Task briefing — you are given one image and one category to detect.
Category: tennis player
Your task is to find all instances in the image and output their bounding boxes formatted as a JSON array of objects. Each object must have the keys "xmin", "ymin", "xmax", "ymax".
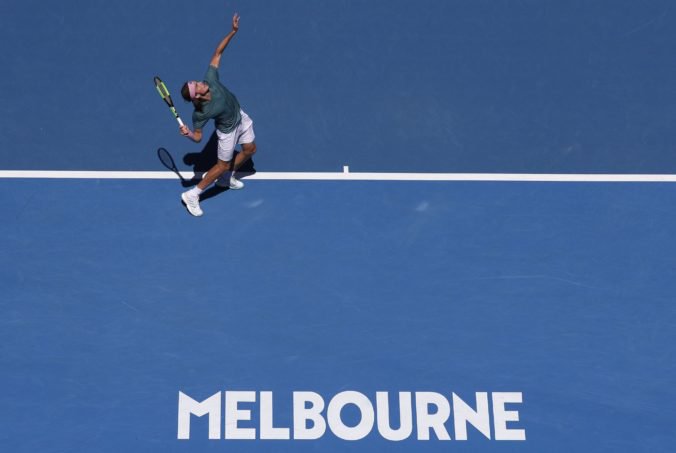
[{"xmin": 179, "ymin": 12, "xmax": 257, "ymax": 217}]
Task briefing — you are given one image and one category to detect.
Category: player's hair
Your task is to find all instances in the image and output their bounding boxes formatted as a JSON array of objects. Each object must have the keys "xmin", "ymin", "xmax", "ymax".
[{"xmin": 181, "ymin": 82, "xmax": 191, "ymax": 102}]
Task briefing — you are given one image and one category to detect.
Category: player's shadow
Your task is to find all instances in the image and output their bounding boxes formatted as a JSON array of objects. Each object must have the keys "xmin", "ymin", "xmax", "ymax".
[{"xmin": 157, "ymin": 131, "xmax": 256, "ymax": 202}]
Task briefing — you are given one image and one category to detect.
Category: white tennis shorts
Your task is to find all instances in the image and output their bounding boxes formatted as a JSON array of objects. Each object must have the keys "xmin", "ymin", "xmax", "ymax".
[{"xmin": 216, "ymin": 110, "xmax": 256, "ymax": 162}]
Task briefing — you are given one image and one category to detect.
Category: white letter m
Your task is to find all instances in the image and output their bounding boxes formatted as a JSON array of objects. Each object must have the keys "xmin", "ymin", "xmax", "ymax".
[{"xmin": 177, "ymin": 391, "xmax": 222, "ymax": 440}]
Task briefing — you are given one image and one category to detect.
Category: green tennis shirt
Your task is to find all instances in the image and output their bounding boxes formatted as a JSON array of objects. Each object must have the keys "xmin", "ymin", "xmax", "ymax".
[{"xmin": 192, "ymin": 65, "xmax": 242, "ymax": 133}]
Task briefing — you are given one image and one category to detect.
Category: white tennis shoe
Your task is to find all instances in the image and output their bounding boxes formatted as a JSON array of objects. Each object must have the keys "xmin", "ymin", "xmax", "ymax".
[{"xmin": 181, "ymin": 191, "xmax": 203, "ymax": 217}]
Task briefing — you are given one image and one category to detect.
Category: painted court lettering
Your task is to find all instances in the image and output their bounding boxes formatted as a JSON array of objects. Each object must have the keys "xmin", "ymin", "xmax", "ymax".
[{"xmin": 177, "ymin": 390, "xmax": 526, "ymax": 441}]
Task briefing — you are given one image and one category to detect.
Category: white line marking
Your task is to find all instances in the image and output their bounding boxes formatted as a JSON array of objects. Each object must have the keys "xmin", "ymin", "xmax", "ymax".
[{"xmin": 1, "ymin": 170, "xmax": 676, "ymax": 182}]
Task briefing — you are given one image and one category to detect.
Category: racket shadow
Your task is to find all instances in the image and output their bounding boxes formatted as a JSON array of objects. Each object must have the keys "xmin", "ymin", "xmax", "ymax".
[{"xmin": 157, "ymin": 147, "xmax": 200, "ymax": 187}]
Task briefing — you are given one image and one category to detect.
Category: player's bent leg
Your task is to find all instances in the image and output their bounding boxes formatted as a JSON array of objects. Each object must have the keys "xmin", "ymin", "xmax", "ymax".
[
  {"xmin": 200, "ymin": 160, "xmax": 231, "ymax": 190},
  {"xmin": 225, "ymin": 142, "xmax": 256, "ymax": 190},
  {"xmin": 209, "ymin": 158, "xmax": 242, "ymax": 190},
  {"xmin": 233, "ymin": 142, "xmax": 257, "ymax": 169},
  {"xmin": 242, "ymin": 141, "xmax": 257, "ymax": 158}
]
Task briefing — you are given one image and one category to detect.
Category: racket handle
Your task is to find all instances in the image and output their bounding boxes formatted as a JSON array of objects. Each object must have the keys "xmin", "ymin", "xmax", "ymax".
[{"xmin": 177, "ymin": 117, "xmax": 185, "ymax": 127}]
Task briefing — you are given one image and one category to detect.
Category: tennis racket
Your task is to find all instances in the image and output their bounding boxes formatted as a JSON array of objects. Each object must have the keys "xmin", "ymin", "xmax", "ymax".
[{"xmin": 154, "ymin": 76, "xmax": 184, "ymax": 127}]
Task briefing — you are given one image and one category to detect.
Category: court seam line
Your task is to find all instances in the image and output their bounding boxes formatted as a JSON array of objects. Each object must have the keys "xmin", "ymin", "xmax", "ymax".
[{"xmin": 1, "ymin": 170, "xmax": 676, "ymax": 182}]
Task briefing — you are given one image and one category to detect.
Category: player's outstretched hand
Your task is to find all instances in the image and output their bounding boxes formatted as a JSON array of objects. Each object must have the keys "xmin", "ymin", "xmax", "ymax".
[
  {"xmin": 232, "ymin": 13, "xmax": 240, "ymax": 32},
  {"xmin": 179, "ymin": 125, "xmax": 190, "ymax": 136}
]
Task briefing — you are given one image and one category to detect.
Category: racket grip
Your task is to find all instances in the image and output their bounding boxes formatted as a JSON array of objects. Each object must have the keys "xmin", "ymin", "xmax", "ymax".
[{"xmin": 177, "ymin": 117, "xmax": 185, "ymax": 127}]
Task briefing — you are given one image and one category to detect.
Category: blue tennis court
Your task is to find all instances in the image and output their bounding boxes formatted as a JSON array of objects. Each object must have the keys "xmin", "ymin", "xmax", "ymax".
[
  {"xmin": 2, "ymin": 179, "xmax": 675, "ymax": 451},
  {"xmin": 2, "ymin": 1, "xmax": 676, "ymax": 452}
]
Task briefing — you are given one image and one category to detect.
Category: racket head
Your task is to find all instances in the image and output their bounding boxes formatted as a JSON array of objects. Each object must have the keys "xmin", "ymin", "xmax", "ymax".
[{"xmin": 154, "ymin": 76, "xmax": 174, "ymax": 107}]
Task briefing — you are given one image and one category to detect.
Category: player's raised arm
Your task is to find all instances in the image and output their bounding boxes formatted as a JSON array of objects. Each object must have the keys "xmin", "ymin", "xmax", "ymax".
[{"xmin": 210, "ymin": 13, "xmax": 240, "ymax": 68}]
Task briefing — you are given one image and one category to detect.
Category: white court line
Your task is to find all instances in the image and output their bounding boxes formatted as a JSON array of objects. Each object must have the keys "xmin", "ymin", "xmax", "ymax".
[{"xmin": 1, "ymin": 170, "xmax": 676, "ymax": 182}]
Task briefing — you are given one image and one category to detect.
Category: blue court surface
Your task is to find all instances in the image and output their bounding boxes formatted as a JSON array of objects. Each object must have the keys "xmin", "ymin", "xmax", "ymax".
[{"xmin": 2, "ymin": 1, "xmax": 676, "ymax": 452}]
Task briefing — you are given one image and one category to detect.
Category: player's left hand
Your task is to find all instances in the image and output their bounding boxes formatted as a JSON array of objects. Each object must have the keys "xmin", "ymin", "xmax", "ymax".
[{"xmin": 232, "ymin": 13, "xmax": 240, "ymax": 32}]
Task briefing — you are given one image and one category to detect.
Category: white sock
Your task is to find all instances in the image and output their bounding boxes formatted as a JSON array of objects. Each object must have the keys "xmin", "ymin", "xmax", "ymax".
[{"xmin": 189, "ymin": 187, "xmax": 204, "ymax": 196}]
